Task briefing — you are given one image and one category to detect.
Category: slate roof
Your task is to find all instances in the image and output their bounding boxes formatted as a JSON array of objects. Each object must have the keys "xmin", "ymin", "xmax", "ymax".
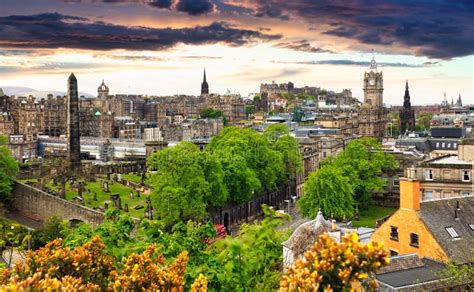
[
  {"xmin": 419, "ymin": 197, "xmax": 474, "ymax": 264},
  {"xmin": 378, "ymin": 254, "xmax": 424, "ymax": 274},
  {"xmin": 376, "ymin": 256, "xmax": 446, "ymax": 289}
]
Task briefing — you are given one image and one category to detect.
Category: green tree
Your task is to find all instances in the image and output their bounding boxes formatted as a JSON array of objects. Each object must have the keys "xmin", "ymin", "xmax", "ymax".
[
  {"xmin": 322, "ymin": 138, "xmax": 398, "ymax": 209},
  {"xmin": 211, "ymin": 205, "xmax": 290, "ymax": 290},
  {"xmin": 264, "ymin": 124, "xmax": 303, "ymax": 182},
  {"xmin": 245, "ymin": 105, "xmax": 253, "ymax": 118},
  {"xmin": 416, "ymin": 112, "xmax": 433, "ymax": 131},
  {"xmin": 0, "ymin": 135, "xmax": 18, "ymax": 201},
  {"xmin": 298, "ymin": 166, "xmax": 355, "ymax": 219},
  {"xmin": 264, "ymin": 124, "xmax": 290, "ymax": 142},
  {"xmin": 30, "ymin": 216, "xmax": 70, "ymax": 249},
  {"xmin": 200, "ymin": 108, "xmax": 223, "ymax": 118},
  {"xmin": 148, "ymin": 142, "xmax": 228, "ymax": 225},
  {"xmin": 207, "ymin": 127, "xmax": 284, "ymax": 203}
]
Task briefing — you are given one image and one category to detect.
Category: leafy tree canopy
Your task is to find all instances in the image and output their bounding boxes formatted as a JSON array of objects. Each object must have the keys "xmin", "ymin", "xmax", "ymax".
[
  {"xmin": 147, "ymin": 142, "xmax": 228, "ymax": 226},
  {"xmin": 0, "ymin": 135, "xmax": 19, "ymax": 201},
  {"xmin": 321, "ymin": 137, "xmax": 398, "ymax": 209},
  {"xmin": 298, "ymin": 166, "xmax": 355, "ymax": 219}
]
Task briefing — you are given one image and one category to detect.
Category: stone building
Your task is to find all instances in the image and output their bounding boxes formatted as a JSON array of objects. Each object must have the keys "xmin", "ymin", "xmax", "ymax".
[
  {"xmin": 39, "ymin": 95, "xmax": 67, "ymax": 137},
  {"xmin": 79, "ymin": 108, "xmax": 114, "ymax": 138},
  {"xmin": 411, "ymin": 137, "xmax": 473, "ymax": 200},
  {"xmin": 358, "ymin": 56, "xmax": 387, "ymax": 139},
  {"xmin": 399, "ymin": 81, "xmax": 416, "ymax": 134}
]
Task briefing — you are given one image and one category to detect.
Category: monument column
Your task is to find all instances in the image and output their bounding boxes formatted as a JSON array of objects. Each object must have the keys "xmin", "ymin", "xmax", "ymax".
[{"xmin": 67, "ymin": 73, "xmax": 81, "ymax": 167}]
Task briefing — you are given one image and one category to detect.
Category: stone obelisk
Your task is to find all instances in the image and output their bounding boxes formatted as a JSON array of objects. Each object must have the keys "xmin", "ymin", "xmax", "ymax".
[{"xmin": 67, "ymin": 73, "xmax": 81, "ymax": 168}]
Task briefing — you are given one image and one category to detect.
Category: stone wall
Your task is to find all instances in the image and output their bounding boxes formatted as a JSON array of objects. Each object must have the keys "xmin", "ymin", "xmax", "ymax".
[{"xmin": 11, "ymin": 182, "xmax": 104, "ymax": 226}]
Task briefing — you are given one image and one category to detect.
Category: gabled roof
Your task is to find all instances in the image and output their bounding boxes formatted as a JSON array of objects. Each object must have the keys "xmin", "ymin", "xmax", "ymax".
[{"xmin": 419, "ymin": 197, "xmax": 474, "ymax": 264}]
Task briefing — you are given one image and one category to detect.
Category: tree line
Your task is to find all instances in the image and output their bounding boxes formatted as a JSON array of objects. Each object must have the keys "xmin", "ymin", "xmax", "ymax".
[{"xmin": 147, "ymin": 124, "xmax": 303, "ymax": 227}]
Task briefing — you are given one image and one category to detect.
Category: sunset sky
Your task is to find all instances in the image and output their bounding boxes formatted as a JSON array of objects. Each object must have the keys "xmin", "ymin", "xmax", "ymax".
[{"xmin": 0, "ymin": 0, "xmax": 472, "ymax": 105}]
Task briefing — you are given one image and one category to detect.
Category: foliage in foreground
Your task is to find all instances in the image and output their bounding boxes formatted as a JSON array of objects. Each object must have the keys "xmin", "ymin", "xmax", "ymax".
[
  {"xmin": 280, "ymin": 233, "xmax": 390, "ymax": 291},
  {"xmin": 0, "ymin": 236, "xmax": 202, "ymax": 291}
]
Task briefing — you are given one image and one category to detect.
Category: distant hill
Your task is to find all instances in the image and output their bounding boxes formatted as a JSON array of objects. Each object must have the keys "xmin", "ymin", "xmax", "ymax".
[{"xmin": 0, "ymin": 86, "xmax": 94, "ymax": 98}]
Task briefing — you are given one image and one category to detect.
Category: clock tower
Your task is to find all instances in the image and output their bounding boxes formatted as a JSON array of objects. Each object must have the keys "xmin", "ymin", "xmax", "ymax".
[
  {"xmin": 363, "ymin": 57, "xmax": 383, "ymax": 107},
  {"xmin": 358, "ymin": 55, "xmax": 388, "ymax": 139}
]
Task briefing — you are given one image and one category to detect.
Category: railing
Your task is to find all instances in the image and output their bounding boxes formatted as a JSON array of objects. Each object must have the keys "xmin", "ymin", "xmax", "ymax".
[{"xmin": 209, "ymin": 180, "xmax": 296, "ymax": 228}]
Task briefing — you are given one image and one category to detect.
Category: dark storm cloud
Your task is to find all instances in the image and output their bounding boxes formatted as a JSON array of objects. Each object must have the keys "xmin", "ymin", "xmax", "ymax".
[
  {"xmin": 62, "ymin": 0, "xmax": 212, "ymax": 15},
  {"xmin": 275, "ymin": 40, "xmax": 333, "ymax": 53},
  {"xmin": 175, "ymin": 0, "xmax": 214, "ymax": 15},
  {"xmin": 247, "ymin": 0, "xmax": 474, "ymax": 59},
  {"xmin": 0, "ymin": 13, "xmax": 281, "ymax": 51},
  {"xmin": 273, "ymin": 60, "xmax": 433, "ymax": 68},
  {"xmin": 146, "ymin": 0, "xmax": 172, "ymax": 9}
]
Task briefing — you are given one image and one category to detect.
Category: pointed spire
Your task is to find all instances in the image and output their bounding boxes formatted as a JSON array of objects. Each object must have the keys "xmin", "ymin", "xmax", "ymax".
[
  {"xmin": 369, "ymin": 49, "xmax": 377, "ymax": 70},
  {"xmin": 405, "ymin": 80, "xmax": 409, "ymax": 90},
  {"xmin": 203, "ymin": 68, "xmax": 207, "ymax": 83},
  {"xmin": 68, "ymin": 72, "xmax": 76, "ymax": 81}
]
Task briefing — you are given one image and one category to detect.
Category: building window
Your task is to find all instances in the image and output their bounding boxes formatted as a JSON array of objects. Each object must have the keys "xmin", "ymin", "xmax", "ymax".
[
  {"xmin": 462, "ymin": 192, "xmax": 471, "ymax": 197},
  {"xmin": 410, "ymin": 233, "xmax": 419, "ymax": 247},
  {"xmin": 425, "ymin": 169, "xmax": 433, "ymax": 181},
  {"xmin": 462, "ymin": 170, "xmax": 471, "ymax": 182},
  {"xmin": 425, "ymin": 191, "xmax": 433, "ymax": 201},
  {"xmin": 393, "ymin": 177, "xmax": 400, "ymax": 187},
  {"xmin": 390, "ymin": 250, "xmax": 398, "ymax": 257},
  {"xmin": 445, "ymin": 227, "xmax": 460, "ymax": 239},
  {"xmin": 390, "ymin": 226, "xmax": 398, "ymax": 241}
]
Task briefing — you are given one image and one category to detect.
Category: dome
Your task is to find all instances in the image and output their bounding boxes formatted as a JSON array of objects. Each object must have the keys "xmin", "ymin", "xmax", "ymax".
[{"xmin": 95, "ymin": 111, "xmax": 102, "ymax": 116}]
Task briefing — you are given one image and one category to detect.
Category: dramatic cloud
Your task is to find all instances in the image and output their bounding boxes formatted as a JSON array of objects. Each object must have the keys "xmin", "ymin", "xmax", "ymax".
[
  {"xmin": 63, "ymin": 0, "xmax": 213, "ymax": 15},
  {"xmin": 273, "ymin": 60, "xmax": 433, "ymax": 68},
  {"xmin": 275, "ymin": 40, "xmax": 333, "ymax": 53},
  {"xmin": 175, "ymin": 0, "xmax": 214, "ymax": 15},
  {"xmin": 146, "ymin": 0, "xmax": 172, "ymax": 9},
  {"xmin": 0, "ymin": 13, "xmax": 281, "ymax": 51},
  {"xmin": 244, "ymin": 0, "xmax": 474, "ymax": 59}
]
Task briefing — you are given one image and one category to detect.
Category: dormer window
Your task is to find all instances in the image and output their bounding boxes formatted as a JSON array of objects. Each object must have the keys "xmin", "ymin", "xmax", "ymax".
[
  {"xmin": 425, "ymin": 169, "xmax": 433, "ymax": 181},
  {"xmin": 462, "ymin": 170, "xmax": 471, "ymax": 182}
]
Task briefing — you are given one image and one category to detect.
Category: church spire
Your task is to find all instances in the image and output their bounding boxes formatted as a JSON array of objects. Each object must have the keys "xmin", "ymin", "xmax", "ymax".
[
  {"xmin": 403, "ymin": 80, "xmax": 411, "ymax": 108},
  {"xmin": 201, "ymin": 68, "xmax": 209, "ymax": 95}
]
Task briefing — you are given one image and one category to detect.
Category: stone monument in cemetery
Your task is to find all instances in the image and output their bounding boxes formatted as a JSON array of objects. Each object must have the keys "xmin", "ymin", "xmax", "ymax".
[{"xmin": 67, "ymin": 73, "xmax": 81, "ymax": 170}]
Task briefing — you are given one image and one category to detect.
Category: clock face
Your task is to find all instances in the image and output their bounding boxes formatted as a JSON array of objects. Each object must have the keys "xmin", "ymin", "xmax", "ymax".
[{"xmin": 369, "ymin": 79, "xmax": 375, "ymax": 86}]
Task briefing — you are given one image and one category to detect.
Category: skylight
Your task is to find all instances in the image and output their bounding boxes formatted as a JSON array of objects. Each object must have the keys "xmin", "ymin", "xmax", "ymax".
[
  {"xmin": 446, "ymin": 227, "xmax": 460, "ymax": 238},
  {"xmin": 469, "ymin": 224, "xmax": 474, "ymax": 231}
]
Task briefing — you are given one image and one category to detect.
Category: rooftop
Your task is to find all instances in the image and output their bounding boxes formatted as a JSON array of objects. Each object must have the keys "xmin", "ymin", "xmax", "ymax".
[
  {"xmin": 419, "ymin": 197, "xmax": 474, "ymax": 264},
  {"xmin": 425, "ymin": 154, "xmax": 472, "ymax": 165},
  {"xmin": 376, "ymin": 255, "xmax": 447, "ymax": 290}
]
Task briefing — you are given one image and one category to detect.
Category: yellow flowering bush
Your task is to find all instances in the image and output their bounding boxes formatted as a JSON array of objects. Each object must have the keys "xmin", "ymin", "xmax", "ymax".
[
  {"xmin": 109, "ymin": 245, "xmax": 189, "ymax": 291},
  {"xmin": 191, "ymin": 273, "xmax": 209, "ymax": 292},
  {"xmin": 280, "ymin": 233, "xmax": 389, "ymax": 291},
  {"xmin": 0, "ymin": 236, "xmax": 208, "ymax": 291}
]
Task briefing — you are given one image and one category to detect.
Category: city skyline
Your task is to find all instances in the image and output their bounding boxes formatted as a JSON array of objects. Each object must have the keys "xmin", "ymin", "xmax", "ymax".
[{"xmin": 0, "ymin": 0, "xmax": 472, "ymax": 105}]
